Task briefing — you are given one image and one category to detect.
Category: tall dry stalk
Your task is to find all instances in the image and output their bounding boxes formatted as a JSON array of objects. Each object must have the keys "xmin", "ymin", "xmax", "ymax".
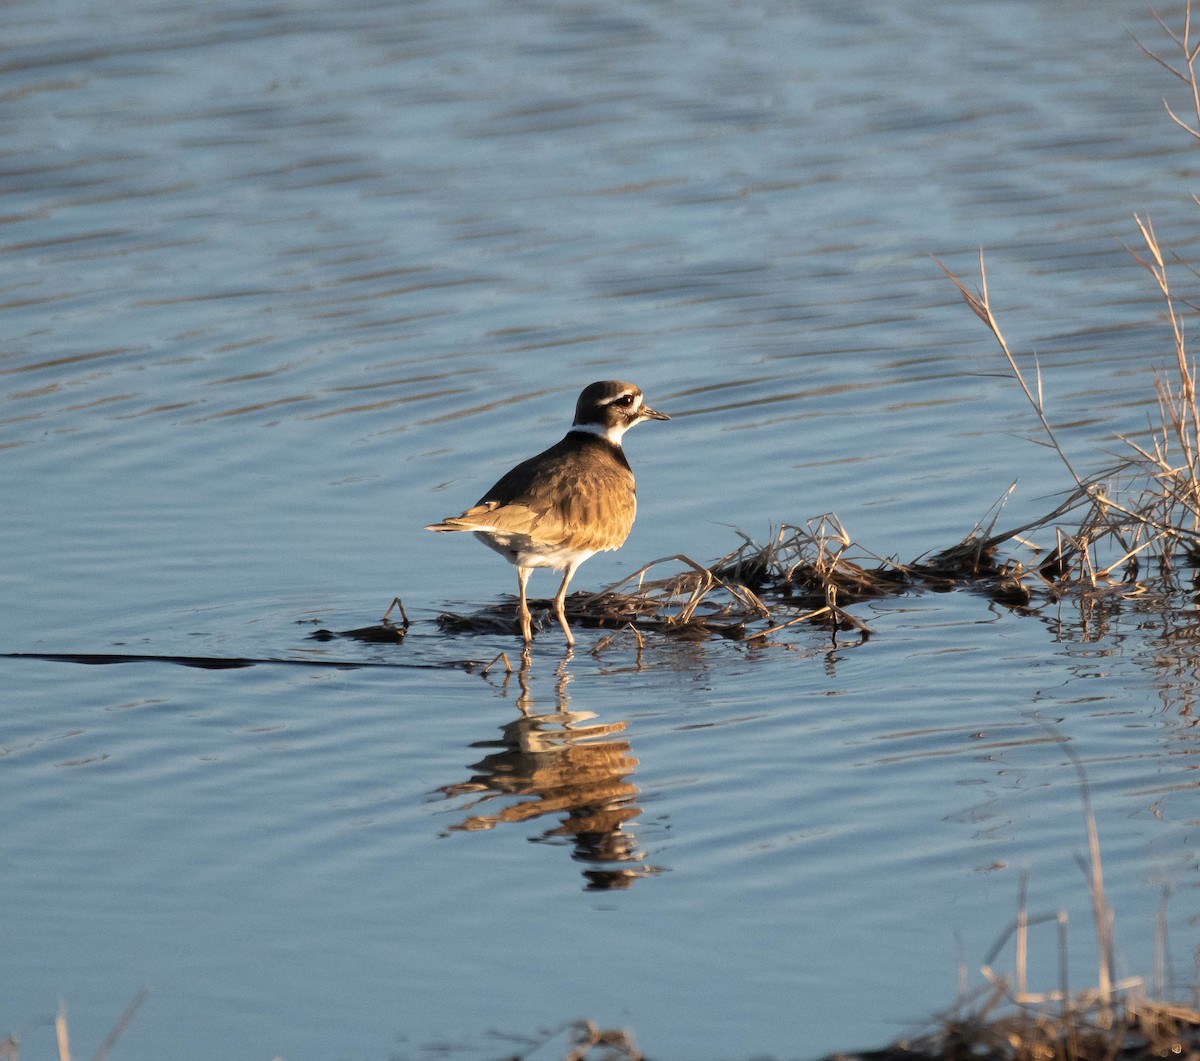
[
  {"xmin": 55, "ymin": 1002, "xmax": 69, "ymax": 1061},
  {"xmin": 1123, "ymin": 217, "xmax": 1200, "ymax": 538},
  {"xmin": 941, "ymin": 227, "xmax": 1200, "ymax": 562},
  {"xmin": 1062, "ymin": 741, "xmax": 1115, "ymax": 1011},
  {"xmin": 1139, "ymin": 0, "xmax": 1200, "ymax": 143},
  {"xmin": 936, "ymin": 252, "xmax": 1084, "ymax": 491},
  {"xmin": 1130, "ymin": 2, "xmax": 1200, "ymax": 539},
  {"xmin": 934, "ymin": 1, "xmax": 1200, "ymax": 566},
  {"xmin": 937, "ymin": 254, "xmax": 1140, "ymax": 577}
]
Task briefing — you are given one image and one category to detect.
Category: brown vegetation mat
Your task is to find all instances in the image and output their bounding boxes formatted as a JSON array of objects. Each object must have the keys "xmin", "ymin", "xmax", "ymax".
[
  {"xmin": 493, "ymin": 993, "xmax": 1200, "ymax": 1061},
  {"xmin": 831, "ymin": 994, "xmax": 1200, "ymax": 1061},
  {"xmin": 428, "ymin": 506, "xmax": 1130, "ymax": 646}
]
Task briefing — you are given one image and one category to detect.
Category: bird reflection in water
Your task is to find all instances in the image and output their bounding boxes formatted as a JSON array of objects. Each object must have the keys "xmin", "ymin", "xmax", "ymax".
[{"xmin": 436, "ymin": 654, "xmax": 660, "ymax": 890}]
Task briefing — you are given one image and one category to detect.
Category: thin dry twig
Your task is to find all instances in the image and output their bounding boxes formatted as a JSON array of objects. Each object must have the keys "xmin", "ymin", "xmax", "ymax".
[
  {"xmin": 938, "ymin": 213, "xmax": 1200, "ymax": 575},
  {"xmin": 382, "ymin": 596, "xmax": 411, "ymax": 627},
  {"xmin": 480, "ymin": 651, "xmax": 513, "ymax": 677},
  {"xmin": 590, "ymin": 624, "xmax": 645, "ymax": 662},
  {"xmin": 508, "ymin": 1018, "xmax": 643, "ymax": 1061},
  {"xmin": 936, "ymin": 252, "xmax": 1085, "ymax": 488},
  {"xmin": 91, "ymin": 989, "xmax": 149, "ymax": 1061},
  {"xmin": 55, "ymin": 1002, "xmax": 69, "ymax": 1061},
  {"xmin": 1137, "ymin": 2, "xmax": 1200, "ymax": 140}
]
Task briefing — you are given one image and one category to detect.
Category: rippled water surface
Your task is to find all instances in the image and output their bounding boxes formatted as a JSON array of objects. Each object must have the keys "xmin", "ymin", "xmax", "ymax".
[{"xmin": 6, "ymin": 0, "xmax": 1200, "ymax": 1057}]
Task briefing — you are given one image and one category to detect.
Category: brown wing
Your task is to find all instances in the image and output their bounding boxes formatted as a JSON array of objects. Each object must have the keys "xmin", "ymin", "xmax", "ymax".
[
  {"xmin": 426, "ymin": 435, "xmax": 637, "ymax": 552},
  {"xmin": 520, "ymin": 462, "xmax": 636, "ymax": 552},
  {"xmin": 424, "ymin": 501, "xmax": 512, "ymax": 534}
]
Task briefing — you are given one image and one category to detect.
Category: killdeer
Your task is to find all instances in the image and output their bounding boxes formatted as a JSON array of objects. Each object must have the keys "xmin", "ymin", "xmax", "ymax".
[{"xmin": 426, "ymin": 380, "xmax": 670, "ymax": 646}]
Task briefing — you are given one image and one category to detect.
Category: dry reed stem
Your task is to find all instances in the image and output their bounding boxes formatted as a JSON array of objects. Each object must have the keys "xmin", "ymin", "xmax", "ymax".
[
  {"xmin": 612, "ymin": 552, "xmax": 771, "ymax": 623},
  {"xmin": 753, "ymin": 607, "xmax": 836, "ymax": 640},
  {"xmin": 1155, "ymin": 886, "xmax": 1173, "ymax": 1000},
  {"xmin": 381, "ymin": 596, "xmax": 410, "ymax": 627},
  {"xmin": 1126, "ymin": 215, "xmax": 1200, "ymax": 528},
  {"xmin": 509, "ymin": 1019, "xmax": 642, "ymax": 1061},
  {"xmin": 90, "ymin": 990, "xmax": 148, "ymax": 1061},
  {"xmin": 20, "ymin": 991, "xmax": 150, "ymax": 1061},
  {"xmin": 917, "ymin": 745, "xmax": 1186, "ymax": 1061},
  {"xmin": 1139, "ymin": 1, "xmax": 1200, "ymax": 141},
  {"xmin": 590, "ymin": 624, "xmax": 645, "ymax": 662},
  {"xmin": 1067, "ymin": 754, "xmax": 1115, "ymax": 1011},
  {"xmin": 481, "ymin": 651, "xmax": 513, "ymax": 677},
  {"xmin": 54, "ymin": 1003, "xmax": 68, "ymax": 1061},
  {"xmin": 936, "ymin": 252, "xmax": 1085, "ymax": 489},
  {"xmin": 604, "ymin": 521, "xmax": 896, "ymax": 635},
  {"xmin": 940, "ymin": 219, "xmax": 1200, "ymax": 572},
  {"xmin": 1016, "ymin": 871, "xmax": 1029, "ymax": 999},
  {"xmin": 436, "ymin": 510, "xmax": 1103, "ymax": 648}
]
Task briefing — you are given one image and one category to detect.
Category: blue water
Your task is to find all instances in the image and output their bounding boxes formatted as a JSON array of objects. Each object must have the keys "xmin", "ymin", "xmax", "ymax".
[{"xmin": 4, "ymin": 0, "xmax": 1200, "ymax": 1057}]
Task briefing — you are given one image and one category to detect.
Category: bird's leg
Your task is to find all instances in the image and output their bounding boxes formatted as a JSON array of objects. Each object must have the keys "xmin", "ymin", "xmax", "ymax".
[
  {"xmin": 553, "ymin": 564, "xmax": 579, "ymax": 648},
  {"xmin": 516, "ymin": 566, "xmax": 533, "ymax": 643}
]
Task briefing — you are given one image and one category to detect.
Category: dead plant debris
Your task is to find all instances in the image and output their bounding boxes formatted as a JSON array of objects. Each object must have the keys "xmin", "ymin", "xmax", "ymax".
[
  {"xmin": 501, "ymin": 1019, "xmax": 644, "ymax": 1061},
  {"xmin": 829, "ymin": 994, "xmax": 1200, "ymax": 1061},
  {"xmin": 426, "ymin": 501, "xmax": 1157, "ymax": 647}
]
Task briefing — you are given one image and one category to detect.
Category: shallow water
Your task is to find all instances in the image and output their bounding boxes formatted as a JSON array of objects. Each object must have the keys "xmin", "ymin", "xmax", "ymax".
[{"xmin": 5, "ymin": 0, "xmax": 1200, "ymax": 1057}]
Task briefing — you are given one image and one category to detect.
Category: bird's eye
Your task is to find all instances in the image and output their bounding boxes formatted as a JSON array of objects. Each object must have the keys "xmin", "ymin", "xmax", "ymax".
[{"xmin": 614, "ymin": 394, "xmax": 635, "ymax": 407}]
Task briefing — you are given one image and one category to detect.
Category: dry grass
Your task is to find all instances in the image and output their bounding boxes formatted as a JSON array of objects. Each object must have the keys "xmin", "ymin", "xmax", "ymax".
[
  {"xmin": 433, "ymin": 514, "xmax": 900, "ymax": 646},
  {"xmin": 938, "ymin": 237, "xmax": 1200, "ymax": 590},
  {"xmin": 3, "ymin": 991, "xmax": 148, "ymax": 1061},
  {"xmin": 431, "ymin": 512, "xmax": 1068, "ymax": 648},
  {"xmin": 851, "ymin": 747, "xmax": 1189, "ymax": 1061},
  {"xmin": 935, "ymin": 3, "xmax": 1200, "ymax": 589},
  {"xmin": 856, "ymin": 994, "xmax": 1200, "ymax": 1061},
  {"xmin": 501, "ymin": 1019, "xmax": 644, "ymax": 1061},
  {"xmin": 837, "ymin": 882, "xmax": 1200, "ymax": 1061}
]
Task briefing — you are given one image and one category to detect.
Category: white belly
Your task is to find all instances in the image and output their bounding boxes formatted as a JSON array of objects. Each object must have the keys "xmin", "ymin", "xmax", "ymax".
[{"xmin": 474, "ymin": 531, "xmax": 596, "ymax": 571}]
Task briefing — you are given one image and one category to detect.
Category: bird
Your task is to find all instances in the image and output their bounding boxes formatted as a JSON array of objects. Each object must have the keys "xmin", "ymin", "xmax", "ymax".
[{"xmin": 425, "ymin": 380, "xmax": 670, "ymax": 647}]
